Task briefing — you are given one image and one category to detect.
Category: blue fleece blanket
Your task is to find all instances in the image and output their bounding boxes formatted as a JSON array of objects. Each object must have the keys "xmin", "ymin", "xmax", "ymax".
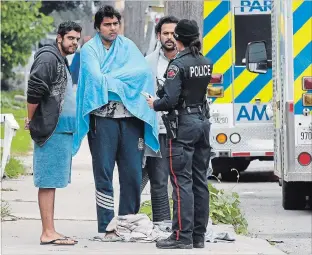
[{"xmin": 72, "ymin": 33, "xmax": 159, "ymax": 155}]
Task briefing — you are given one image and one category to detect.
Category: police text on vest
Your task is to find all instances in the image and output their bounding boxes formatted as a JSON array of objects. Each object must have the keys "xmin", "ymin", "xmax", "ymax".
[{"xmin": 190, "ymin": 65, "xmax": 211, "ymax": 78}]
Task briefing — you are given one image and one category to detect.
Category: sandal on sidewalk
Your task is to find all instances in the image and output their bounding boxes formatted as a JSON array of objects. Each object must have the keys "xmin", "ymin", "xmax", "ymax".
[{"xmin": 40, "ymin": 237, "xmax": 77, "ymax": 246}]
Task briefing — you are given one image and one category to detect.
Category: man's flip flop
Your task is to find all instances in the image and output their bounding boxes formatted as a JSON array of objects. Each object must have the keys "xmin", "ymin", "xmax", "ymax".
[{"xmin": 40, "ymin": 238, "xmax": 77, "ymax": 245}]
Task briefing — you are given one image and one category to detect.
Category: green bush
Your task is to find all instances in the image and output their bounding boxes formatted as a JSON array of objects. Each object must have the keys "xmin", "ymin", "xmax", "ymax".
[{"xmin": 4, "ymin": 157, "xmax": 25, "ymax": 178}]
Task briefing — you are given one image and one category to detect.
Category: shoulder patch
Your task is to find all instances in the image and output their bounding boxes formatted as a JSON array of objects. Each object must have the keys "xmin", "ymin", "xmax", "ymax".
[{"xmin": 166, "ymin": 65, "xmax": 179, "ymax": 80}]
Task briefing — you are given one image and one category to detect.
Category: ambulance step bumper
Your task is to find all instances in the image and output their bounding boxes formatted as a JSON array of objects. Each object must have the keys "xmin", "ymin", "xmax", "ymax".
[{"xmin": 213, "ymin": 150, "xmax": 274, "ymax": 158}]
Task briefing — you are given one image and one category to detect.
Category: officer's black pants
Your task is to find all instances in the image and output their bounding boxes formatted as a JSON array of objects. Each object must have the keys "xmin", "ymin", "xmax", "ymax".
[{"xmin": 167, "ymin": 113, "xmax": 211, "ymax": 243}]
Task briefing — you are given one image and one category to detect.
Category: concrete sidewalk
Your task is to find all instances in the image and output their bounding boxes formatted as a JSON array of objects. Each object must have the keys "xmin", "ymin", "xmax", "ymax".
[{"xmin": 1, "ymin": 139, "xmax": 285, "ymax": 255}]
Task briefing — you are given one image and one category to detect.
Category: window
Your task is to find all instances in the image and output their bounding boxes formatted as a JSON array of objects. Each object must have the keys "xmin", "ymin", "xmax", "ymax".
[{"xmin": 234, "ymin": 14, "xmax": 272, "ymax": 66}]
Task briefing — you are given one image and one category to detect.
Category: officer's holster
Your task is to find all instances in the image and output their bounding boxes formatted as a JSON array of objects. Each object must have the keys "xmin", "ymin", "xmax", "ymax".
[{"xmin": 161, "ymin": 110, "xmax": 179, "ymax": 140}]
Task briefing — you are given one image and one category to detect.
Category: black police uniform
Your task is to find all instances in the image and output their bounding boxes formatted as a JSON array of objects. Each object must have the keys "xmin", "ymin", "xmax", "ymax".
[{"xmin": 153, "ymin": 41, "xmax": 213, "ymax": 248}]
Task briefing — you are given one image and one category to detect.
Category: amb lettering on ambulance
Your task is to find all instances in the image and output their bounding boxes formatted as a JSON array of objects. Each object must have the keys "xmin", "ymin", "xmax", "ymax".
[
  {"xmin": 203, "ymin": 0, "xmax": 273, "ymax": 178},
  {"xmin": 236, "ymin": 104, "xmax": 269, "ymax": 122}
]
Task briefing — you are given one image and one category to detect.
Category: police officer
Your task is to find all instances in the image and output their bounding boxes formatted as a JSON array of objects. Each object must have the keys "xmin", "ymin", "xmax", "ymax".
[{"xmin": 146, "ymin": 19, "xmax": 213, "ymax": 249}]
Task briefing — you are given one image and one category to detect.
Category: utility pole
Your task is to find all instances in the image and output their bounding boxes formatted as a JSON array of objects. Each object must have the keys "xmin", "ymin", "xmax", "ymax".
[
  {"xmin": 164, "ymin": 0, "xmax": 204, "ymax": 41},
  {"xmin": 123, "ymin": 0, "xmax": 149, "ymax": 53}
]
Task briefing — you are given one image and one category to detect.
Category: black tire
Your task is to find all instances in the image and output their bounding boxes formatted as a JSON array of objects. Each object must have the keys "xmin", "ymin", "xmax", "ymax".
[
  {"xmin": 282, "ymin": 181, "xmax": 306, "ymax": 210},
  {"xmin": 221, "ymin": 170, "xmax": 239, "ymax": 181},
  {"xmin": 211, "ymin": 158, "xmax": 232, "ymax": 176},
  {"xmin": 233, "ymin": 158, "xmax": 250, "ymax": 172},
  {"xmin": 211, "ymin": 158, "xmax": 250, "ymax": 181}
]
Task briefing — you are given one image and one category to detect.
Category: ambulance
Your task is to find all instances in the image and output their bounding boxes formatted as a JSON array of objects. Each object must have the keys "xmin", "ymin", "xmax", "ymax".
[
  {"xmin": 203, "ymin": 0, "xmax": 274, "ymax": 180},
  {"xmin": 244, "ymin": 0, "xmax": 312, "ymax": 209}
]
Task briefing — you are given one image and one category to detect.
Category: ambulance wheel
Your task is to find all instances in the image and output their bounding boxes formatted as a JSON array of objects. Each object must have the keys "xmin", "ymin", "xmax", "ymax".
[
  {"xmin": 211, "ymin": 158, "xmax": 231, "ymax": 177},
  {"xmin": 221, "ymin": 157, "xmax": 250, "ymax": 181},
  {"xmin": 233, "ymin": 158, "xmax": 250, "ymax": 172},
  {"xmin": 282, "ymin": 181, "xmax": 306, "ymax": 210},
  {"xmin": 211, "ymin": 158, "xmax": 249, "ymax": 181},
  {"xmin": 221, "ymin": 170, "xmax": 239, "ymax": 182}
]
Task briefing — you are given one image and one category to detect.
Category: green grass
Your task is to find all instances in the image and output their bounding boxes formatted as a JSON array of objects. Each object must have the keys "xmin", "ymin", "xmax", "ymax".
[
  {"xmin": 1, "ymin": 90, "xmax": 31, "ymax": 177},
  {"xmin": 1, "ymin": 90, "xmax": 31, "ymax": 154},
  {"xmin": 139, "ymin": 200, "xmax": 153, "ymax": 219}
]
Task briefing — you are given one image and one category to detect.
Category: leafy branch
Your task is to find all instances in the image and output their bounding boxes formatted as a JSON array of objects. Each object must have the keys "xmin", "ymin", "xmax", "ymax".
[
  {"xmin": 209, "ymin": 182, "xmax": 248, "ymax": 235},
  {"xmin": 1, "ymin": 1, "xmax": 54, "ymax": 79}
]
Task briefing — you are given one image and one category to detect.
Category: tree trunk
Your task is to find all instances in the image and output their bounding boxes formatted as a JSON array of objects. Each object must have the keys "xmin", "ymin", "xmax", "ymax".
[
  {"xmin": 164, "ymin": 1, "xmax": 204, "ymax": 41},
  {"xmin": 81, "ymin": 2, "xmax": 95, "ymax": 38},
  {"xmin": 123, "ymin": 0, "xmax": 149, "ymax": 53}
]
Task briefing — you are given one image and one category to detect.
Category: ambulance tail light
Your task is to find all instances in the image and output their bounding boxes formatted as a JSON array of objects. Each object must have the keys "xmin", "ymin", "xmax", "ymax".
[
  {"xmin": 207, "ymin": 86, "xmax": 224, "ymax": 98},
  {"xmin": 210, "ymin": 74, "xmax": 223, "ymax": 84},
  {"xmin": 303, "ymin": 77, "xmax": 312, "ymax": 90},
  {"xmin": 298, "ymin": 152, "xmax": 312, "ymax": 166},
  {"xmin": 302, "ymin": 94, "xmax": 312, "ymax": 107},
  {"xmin": 216, "ymin": 133, "xmax": 227, "ymax": 144}
]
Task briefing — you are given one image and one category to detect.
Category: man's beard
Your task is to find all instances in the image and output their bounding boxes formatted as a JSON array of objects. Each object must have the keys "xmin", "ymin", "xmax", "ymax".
[
  {"xmin": 60, "ymin": 41, "xmax": 75, "ymax": 55},
  {"xmin": 161, "ymin": 40, "xmax": 175, "ymax": 51},
  {"xmin": 99, "ymin": 33, "xmax": 116, "ymax": 43}
]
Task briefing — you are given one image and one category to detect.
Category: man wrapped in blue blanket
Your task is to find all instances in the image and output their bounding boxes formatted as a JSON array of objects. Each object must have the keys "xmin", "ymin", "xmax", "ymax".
[{"xmin": 73, "ymin": 5, "xmax": 159, "ymax": 240}]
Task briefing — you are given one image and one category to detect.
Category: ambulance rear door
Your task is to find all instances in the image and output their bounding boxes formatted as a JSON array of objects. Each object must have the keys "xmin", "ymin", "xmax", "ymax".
[{"xmin": 232, "ymin": 0, "xmax": 273, "ymax": 126}]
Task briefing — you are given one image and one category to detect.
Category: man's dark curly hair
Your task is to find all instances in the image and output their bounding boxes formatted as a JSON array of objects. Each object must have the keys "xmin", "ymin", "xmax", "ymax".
[
  {"xmin": 57, "ymin": 21, "xmax": 82, "ymax": 37},
  {"xmin": 94, "ymin": 5, "xmax": 122, "ymax": 30},
  {"xmin": 155, "ymin": 16, "xmax": 179, "ymax": 35}
]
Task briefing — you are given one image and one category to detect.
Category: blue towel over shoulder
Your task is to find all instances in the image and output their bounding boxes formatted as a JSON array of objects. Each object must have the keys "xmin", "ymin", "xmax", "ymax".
[{"xmin": 73, "ymin": 33, "xmax": 159, "ymax": 155}]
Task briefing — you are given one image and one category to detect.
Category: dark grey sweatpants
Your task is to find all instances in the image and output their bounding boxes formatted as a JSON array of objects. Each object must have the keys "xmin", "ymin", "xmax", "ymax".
[{"xmin": 141, "ymin": 134, "xmax": 171, "ymax": 222}]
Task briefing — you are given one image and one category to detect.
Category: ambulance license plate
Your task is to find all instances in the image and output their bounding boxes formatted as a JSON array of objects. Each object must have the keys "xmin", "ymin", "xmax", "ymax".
[{"xmin": 298, "ymin": 128, "xmax": 312, "ymax": 145}]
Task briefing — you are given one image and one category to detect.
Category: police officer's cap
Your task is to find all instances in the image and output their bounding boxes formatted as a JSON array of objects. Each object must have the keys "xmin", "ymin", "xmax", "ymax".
[{"xmin": 173, "ymin": 19, "xmax": 199, "ymax": 43}]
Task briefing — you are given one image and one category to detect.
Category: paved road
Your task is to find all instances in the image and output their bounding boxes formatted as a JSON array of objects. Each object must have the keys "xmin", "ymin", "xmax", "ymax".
[{"xmin": 213, "ymin": 160, "xmax": 312, "ymax": 255}]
